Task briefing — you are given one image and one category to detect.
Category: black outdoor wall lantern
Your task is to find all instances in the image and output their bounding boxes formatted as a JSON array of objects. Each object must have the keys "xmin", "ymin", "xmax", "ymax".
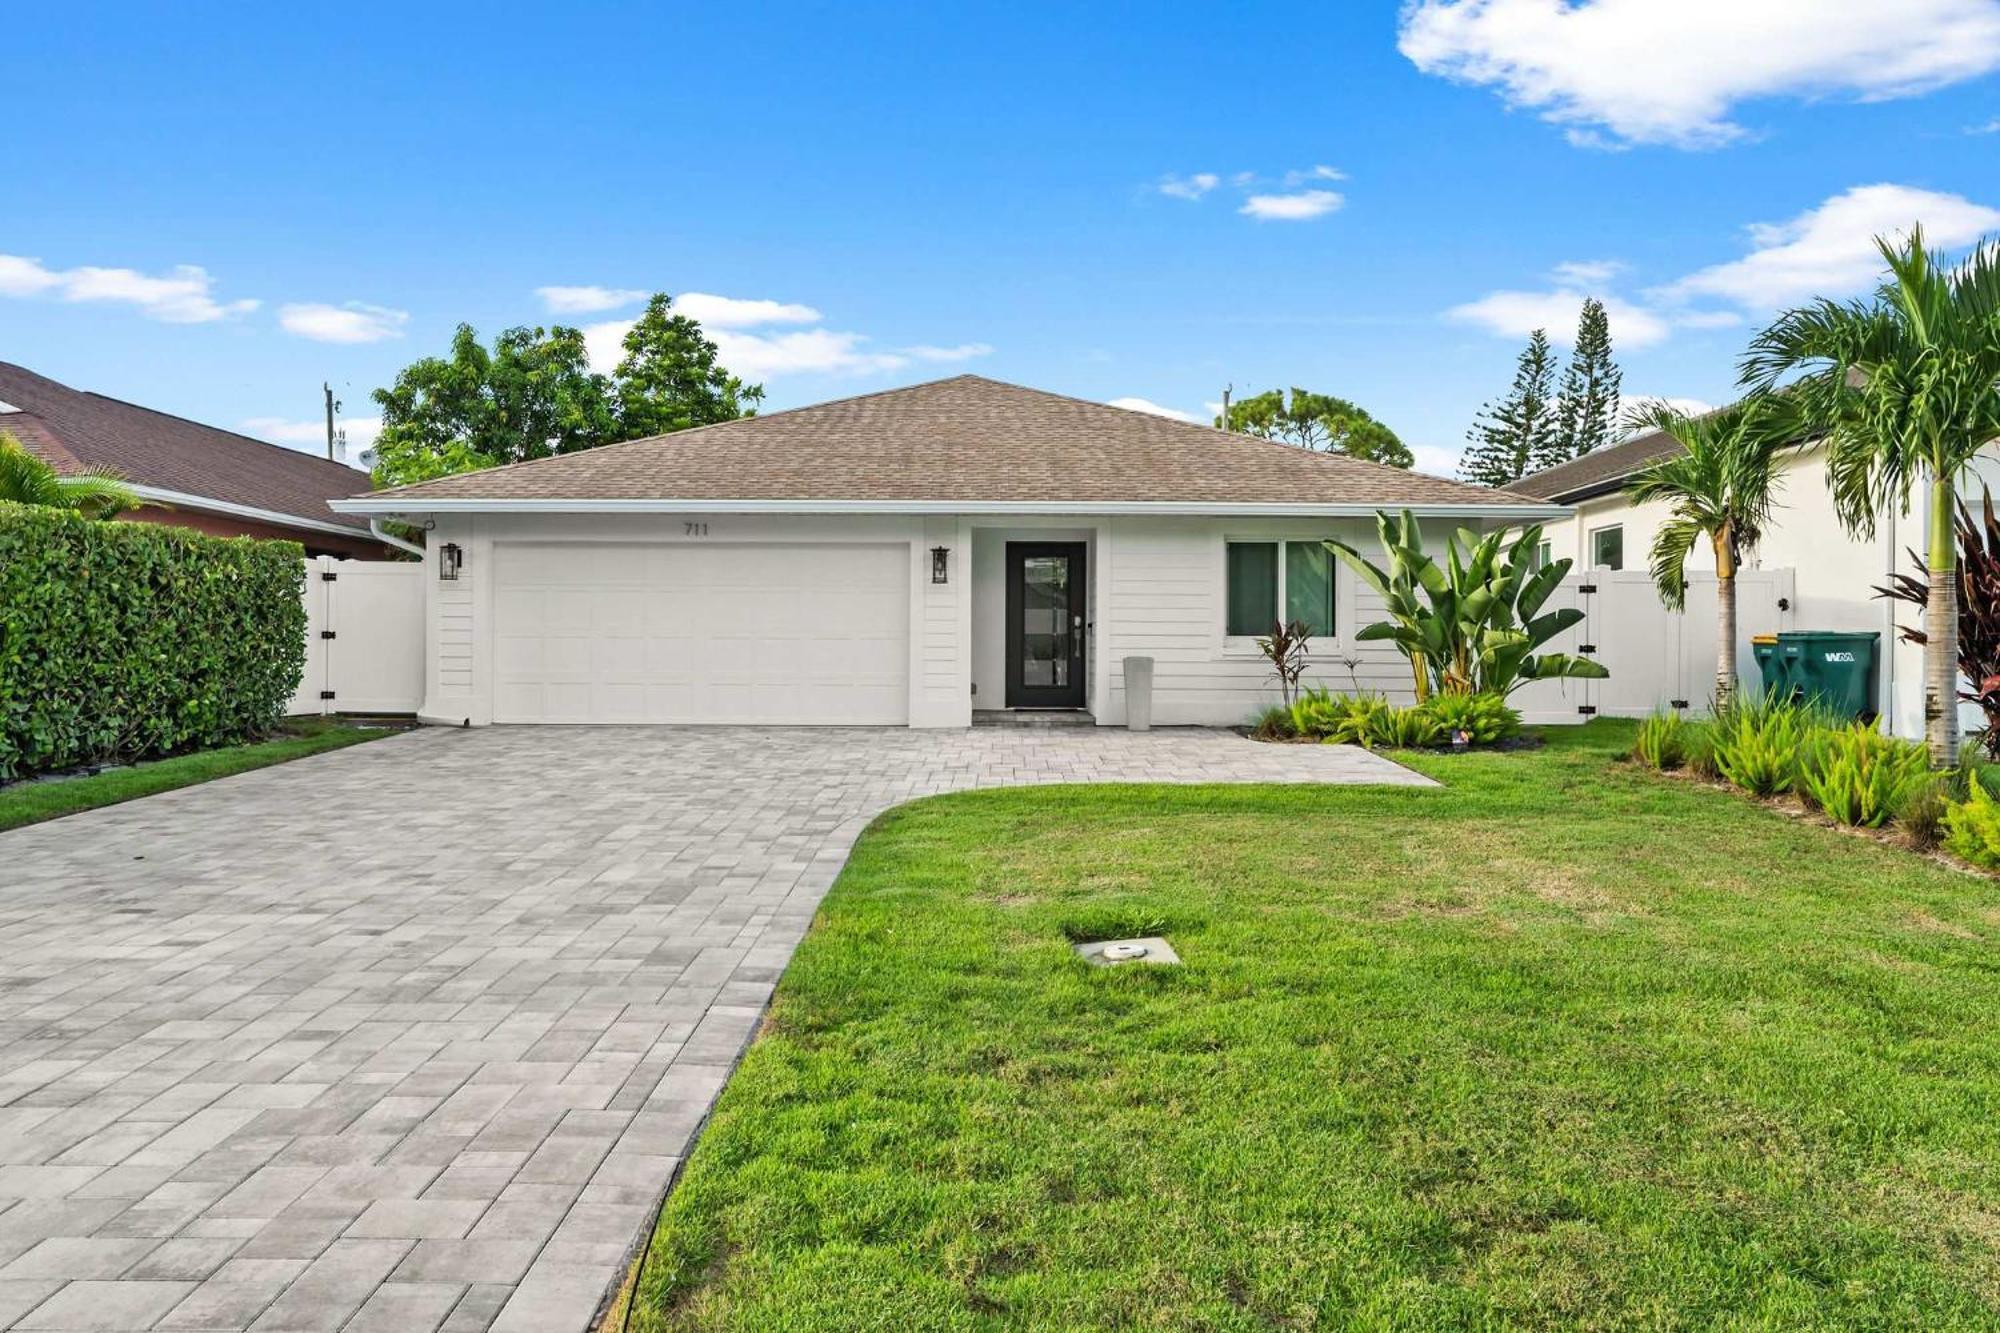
[
  {"xmin": 931, "ymin": 545, "xmax": 950, "ymax": 584},
  {"xmin": 438, "ymin": 541, "xmax": 464, "ymax": 581}
]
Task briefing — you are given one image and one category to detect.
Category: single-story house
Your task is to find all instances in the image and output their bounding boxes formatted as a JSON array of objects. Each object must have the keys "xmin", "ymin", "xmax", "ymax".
[
  {"xmin": 1512, "ymin": 426, "xmax": 2000, "ymax": 740},
  {"xmin": 0, "ymin": 360, "xmax": 397, "ymax": 559},
  {"xmin": 333, "ymin": 375, "xmax": 1565, "ymax": 728}
]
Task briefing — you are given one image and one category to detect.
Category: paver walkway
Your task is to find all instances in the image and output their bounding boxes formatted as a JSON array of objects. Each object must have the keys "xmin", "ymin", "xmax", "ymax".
[{"xmin": 0, "ymin": 726, "xmax": 1429, "ymax": 1331}]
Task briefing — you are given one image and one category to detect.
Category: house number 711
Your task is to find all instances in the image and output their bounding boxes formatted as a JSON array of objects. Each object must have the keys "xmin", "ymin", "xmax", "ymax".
[{"xmin": 684, "ymin": 522, "xmax": 709, "ymax": 537}]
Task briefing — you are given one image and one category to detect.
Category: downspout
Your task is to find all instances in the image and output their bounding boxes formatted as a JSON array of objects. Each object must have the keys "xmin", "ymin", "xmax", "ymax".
[{"xmin": 370, "ymin": 518, "xmax": 426, "ymax": 558}]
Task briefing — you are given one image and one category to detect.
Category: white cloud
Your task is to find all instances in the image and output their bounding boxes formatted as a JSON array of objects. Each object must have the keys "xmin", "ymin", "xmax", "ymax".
[
  {"xmin": 673, "ymin": 293, "xmax": 823, "ymax": 328},
  {"xmin": 1399, "ymin": 0, "xmax": 2000, "ymax": 149},
  {"xmin": 1239, "ymin": 189, "xmax": 1345, "ymax": 221},
  {"xmin": 240, "ymin": 413, "xmax": 383, "ymax": 464},
  {"xmin": 1159, "ymin": 172, "xmax": 1220, "ymax": 200},
  {"xmin": 1283, "ymin": 164, "xmax": 1348, "ymax": 186},
  {"xmin": 1447, "ymin": 285, "xmax": 1674, "ymax": 348},
  {"xmin": 1449, "ymin": 182, "xmax": 2000, "ymax": 352},
  {"xmin": 0, "ymin": 254, "xmax": 256, "ymax": 323},
  {"xmin": 1410, "ymin": 442, "xmax": 1467, "ymax": 477},
  {"xmin": 1971, "ymin": 117, "xmax": 2000, "ymax": 133},
  {"xmin": 1550, "ymin": 259, "xmax": 1623, "ymax": 286},
  {"xmin": 1654, "ymin": 183, "xmax": 2000, "ymax": 310},
  {"xmin": 583, "ymin": 314, "xmax": 991, "ymax": 381},
  {"xmin": 536, "ymin": 285, "xmax": 647, "ymax": 314},
  {"xmin": 279, "ymin": 302, "xmax": 409, "ymax": 344},
  {"xmin": 1108, "ymin": 396, "xmax": 1199, "ymax": 423}
]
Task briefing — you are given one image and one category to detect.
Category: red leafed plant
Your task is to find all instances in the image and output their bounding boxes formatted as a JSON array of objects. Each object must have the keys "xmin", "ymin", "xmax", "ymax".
[{"xmin": 1875, "ymin": 487, "xmax": 2000, "ymax": 758}]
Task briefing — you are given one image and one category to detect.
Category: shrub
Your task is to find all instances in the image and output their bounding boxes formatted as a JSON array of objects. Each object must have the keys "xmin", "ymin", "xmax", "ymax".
[
  {"xmin": 1683, "ymin": 722, "xmax": 1720, "ymax": 779},
  {"xmin": 1419, "ymin": 692, "xmax": 1521, "ymax": 745},
  {"xmin": 1290, "ymin": 690, "xmax": 1392, "ymax": 744},
  {"xmin": 1709, "ymin": 697, "xmax": 1813, "ymax": 797},
  {"xmin": 1364, "ymin": 703, "xmax": 1445, "ymax": 749},
  {"xmin": 1632, "ymin": 711, "xmax": 1687, "ymax": 771},
  {"xmin": 1944, "ymin": 771, "xmax": 2000, "ymax": 869},
  {"xmin": 1895, "ymin": 774, "xmax": 1953, "ymax": 851},
  {"xmin": 1250, "ymin": 704, "xmax": 1296, "ymax": 740},
  {"xmin": 1797, "ymin": 724, "xmax": 1932, "ymax": 828},
  {"xmin": 0, "ymin": 502, "xmax": 306, "ymax": 778}
]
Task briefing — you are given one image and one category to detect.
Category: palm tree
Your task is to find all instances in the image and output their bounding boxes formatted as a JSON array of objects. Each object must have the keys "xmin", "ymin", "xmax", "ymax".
[
  {"xmin": 1742, "ymin": 227, "xmax": 2000, "ymax": 765},
  {"xmin": 1624, "ymin": 399, "xmax": 1795, "ymax": 708},
  {"xmin": 0, "ymin": 431, "xmax": 140, "ymax": 518}
]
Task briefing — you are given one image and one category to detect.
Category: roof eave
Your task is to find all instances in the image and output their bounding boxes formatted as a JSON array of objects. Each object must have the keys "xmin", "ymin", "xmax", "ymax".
[
  {"xmin": 331, "ymin": 496, "xmax": 1574, "ymax": 521},
  {"xmin": 132, "ymin": 485, "xmax": 376, "ymax": 540}
]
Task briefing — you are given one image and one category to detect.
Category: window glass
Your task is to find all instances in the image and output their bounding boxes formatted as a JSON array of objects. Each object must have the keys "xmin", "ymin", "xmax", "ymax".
[
  {"xmin": 1225, "ymin": 542, "xmax": 1278, "ymax": 636},
  {"xmin": 1284, "ymin": 541, "xmax": 1335, "ymax": 637},
  {"xmin": 1591, "ymin": 525, "xmax": 1624, "ymax": 571}
]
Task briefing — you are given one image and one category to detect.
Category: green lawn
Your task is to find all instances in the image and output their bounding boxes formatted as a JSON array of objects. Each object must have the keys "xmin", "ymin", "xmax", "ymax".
[
  {"xmin": 0, "ymin": 716, "xmax": 394, "ymax": 831},
  {"xmin": 627, "ymin": 721, "xmax": 2000, "ymax": 1331}
]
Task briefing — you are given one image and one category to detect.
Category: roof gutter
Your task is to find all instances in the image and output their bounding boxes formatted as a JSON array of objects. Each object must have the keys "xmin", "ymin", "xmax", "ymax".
[
  {"xmin": 131, "ymin": 485, "xmax": 376, "ymax": 541},
  {"xmin": 369, "ymin": 518, "xmax": 426, "ymax": 557},
  {"xmin": 331, "ymin": 497, "xmax": 1574, "ymax": 521}
]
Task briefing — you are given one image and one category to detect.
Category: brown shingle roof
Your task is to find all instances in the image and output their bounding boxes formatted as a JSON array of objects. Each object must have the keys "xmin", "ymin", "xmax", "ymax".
[
  {"xmin": 1510, "ymin": 428, "xmax": 1684, "ymax": 502},
  {"xmin": 348, "ymin": 375, "xmax": 1548, "ymax": 510},
  {"xmin": 0, "ymin": 361, "xmax": 373, "ymax": 533}
]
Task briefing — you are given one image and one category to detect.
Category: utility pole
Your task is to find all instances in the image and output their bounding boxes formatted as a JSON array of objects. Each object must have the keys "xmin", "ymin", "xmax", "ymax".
[{"xmin": 323, "ymin": 382, "xmax": 339, "ymax": 461}]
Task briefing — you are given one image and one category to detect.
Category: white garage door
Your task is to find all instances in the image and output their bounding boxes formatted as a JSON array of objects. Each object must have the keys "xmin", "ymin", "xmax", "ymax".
[{"xmin": 493, "ymin": 542, "xmax": 910, "ymax": 724}]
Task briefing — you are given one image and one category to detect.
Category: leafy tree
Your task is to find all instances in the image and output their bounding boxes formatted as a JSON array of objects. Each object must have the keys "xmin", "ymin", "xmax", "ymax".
[
  {"xmin": 1624, "ymin": 398, "xmax": 1796, "ymax": 707},
  {"xmin": 1215, "ymin": 388, "xmax": 1412, "ymax": 467},
  {"xmin": 370, "ymin": 293, "xmax": 763, "ymax": 490},
  {"xmin": 1742, "ymin": 227, "xmax": 2000, "ymax": 765},
  {"xmin": 0, "ymin": 432, "xmax": 139, "ymax": 517},
  {"xmin": 612, "ymin": 294, "xmax": 765, "ymax": 439},
  {"xmin": 1460, "ymin": 329, "xmax": 1558, "ymax": 487},
  {"xmin": 1551, "ymin": 297, "xmax": 1622, "ymax": 466},
  {"xmin": 370, "ymin": 324, "xmax": 617, "ymax": 489}
]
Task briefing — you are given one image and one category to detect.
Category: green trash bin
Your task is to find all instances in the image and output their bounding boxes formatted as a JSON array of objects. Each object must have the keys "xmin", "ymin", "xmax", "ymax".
[
  {"xmin": 1751, "ymin": 635, "xmax": 1785, "ymax": 699},
  {"xmin": 1777, "ymin": 630, "xmax": 1880, "ymax": 720}
]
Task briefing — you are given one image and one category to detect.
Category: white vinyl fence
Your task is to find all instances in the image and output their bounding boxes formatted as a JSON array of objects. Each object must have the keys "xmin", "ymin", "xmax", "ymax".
[
  {"xmin": 1514, "ymin": 569, "xmax": 1797, "ymax": 725},
  {"xmin": 288, "ymin": 556, "xmax": 427, "ymax": 716}
]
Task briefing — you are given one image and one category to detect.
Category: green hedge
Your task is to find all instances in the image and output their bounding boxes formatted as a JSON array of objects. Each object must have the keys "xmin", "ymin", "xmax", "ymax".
[{"xmin": 0, "ymin": 502, "xmax": 306, "ymax": 779}]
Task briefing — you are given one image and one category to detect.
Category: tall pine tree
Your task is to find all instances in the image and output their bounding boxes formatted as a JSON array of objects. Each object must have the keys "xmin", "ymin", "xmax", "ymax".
[
  {"xmin": 1460, "ymin": 329, "xmax": 1557, "ymax": 488},
  {"xmin": 1549, "ymin": 297, "xmax": 1621, "ymax": 468}
]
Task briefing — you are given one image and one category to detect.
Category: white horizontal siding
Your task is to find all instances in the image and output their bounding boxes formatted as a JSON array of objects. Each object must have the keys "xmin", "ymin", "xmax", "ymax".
[{"xmin": 1098, "ymin": 516, "xmax": 1424, "ymax": 726}]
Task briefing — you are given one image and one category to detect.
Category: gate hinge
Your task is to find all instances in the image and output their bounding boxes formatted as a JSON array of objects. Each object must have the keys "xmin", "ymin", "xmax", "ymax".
[
  {"xmin": 320, "ymin": 570, "xmax": 338, "ymax": 581},
  {"xmin": 1670, "ymin": 698, "xmax": 1690, "ymax": 710},
  {"xmin": 1577, "ymin": 704, "xmax": 1598, "ymax": 716},
  {"xmin": 1578, "ymin": 643, "xmax": 1597, "ymax": 654},
  {"xmin": 319, "ymin": 630, "xmax": 337, "ymax": 640},
  {"xmin": 319, "ymin": 690, "xmax": 336, "ymax": 700},
  {"xmin": 1578, "ymin": 583, "xmax": 1598, "ymax": 594}
]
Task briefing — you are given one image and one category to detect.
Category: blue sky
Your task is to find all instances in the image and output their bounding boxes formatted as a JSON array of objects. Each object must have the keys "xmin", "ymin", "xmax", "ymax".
[{"xmin": 7, "ymin": 1, "xmax": 2000, "ymax": 476}]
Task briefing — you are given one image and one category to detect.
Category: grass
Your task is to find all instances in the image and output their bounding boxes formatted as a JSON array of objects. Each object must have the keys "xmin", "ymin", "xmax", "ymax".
[
  {"xmin": 625, "ymin": 720, "xmax": 2000, "ymax": 1331},
  {"xmin": 0, "ymin": 716, "xmax": 394, "ymax": 831}
]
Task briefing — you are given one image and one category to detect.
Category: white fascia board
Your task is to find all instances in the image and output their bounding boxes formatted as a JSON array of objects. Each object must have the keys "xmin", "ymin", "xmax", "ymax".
[
  {"xmin": 133, "ymin": 485, "xmax": 376, "ymax": 539},
  {"xmin": 330, "ymin": 496, "xmax": 1575, "ymax": 521}
]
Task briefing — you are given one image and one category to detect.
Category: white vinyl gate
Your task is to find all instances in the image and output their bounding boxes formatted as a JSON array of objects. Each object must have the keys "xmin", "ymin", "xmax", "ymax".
[
  {"xmin": 1513, "ymin": 569, "xmax": 1797, "ymax": 725},
  {"xmin": 288, "ymin": 556, "xmax": 427, "ymax": 715}
]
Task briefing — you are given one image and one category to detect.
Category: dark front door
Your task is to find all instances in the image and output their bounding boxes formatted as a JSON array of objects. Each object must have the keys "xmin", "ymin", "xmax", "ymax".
[{"xmin": 1005, "ymin": 542, "xmax": 1087, "ymax": 709}]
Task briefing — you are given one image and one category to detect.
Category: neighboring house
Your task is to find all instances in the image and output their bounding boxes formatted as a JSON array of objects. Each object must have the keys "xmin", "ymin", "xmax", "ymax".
[
  {"xmin": 0, "ymin": 361, "xmax": 398, "ymax": 559},
  {"xmin": 333, "ymin": 375, "xmax": 1564, "ymax": 728},
  {"xmin": 1512, "ymin": 427, "xmax": 2000, "ymax": 739}
]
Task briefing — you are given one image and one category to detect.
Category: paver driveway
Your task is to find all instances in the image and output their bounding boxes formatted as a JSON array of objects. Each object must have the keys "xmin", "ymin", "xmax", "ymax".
[{"xmin": 0, "ymin": 726, "xmax": 1429, "ymax": 1331}]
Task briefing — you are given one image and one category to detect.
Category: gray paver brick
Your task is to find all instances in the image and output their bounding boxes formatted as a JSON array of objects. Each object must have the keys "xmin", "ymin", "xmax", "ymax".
[{"xmin": 0, "ymin": 725, "xmax": 1423, "ymax": 1329}]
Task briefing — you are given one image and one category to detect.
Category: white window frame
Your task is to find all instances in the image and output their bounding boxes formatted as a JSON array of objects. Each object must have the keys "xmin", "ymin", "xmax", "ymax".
[
  {"xmin": 1222, "ymin": 537, "xmax": 1340, "ymax": 654},
  {"xmin": 1589, "ymin": 523, "xmax": 1625, "ymax": 571}
]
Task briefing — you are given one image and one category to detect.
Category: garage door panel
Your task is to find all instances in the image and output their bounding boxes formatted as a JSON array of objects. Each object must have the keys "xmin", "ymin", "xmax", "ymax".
[{"xmin": 493, "ymin": 541, "xmax": 910, "ymax": 724}]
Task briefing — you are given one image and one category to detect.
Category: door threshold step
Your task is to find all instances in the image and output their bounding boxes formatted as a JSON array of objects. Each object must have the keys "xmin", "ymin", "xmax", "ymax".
[{"xmin": 973, "ymin": 710, "xmax": 1096, "ymax": 728}]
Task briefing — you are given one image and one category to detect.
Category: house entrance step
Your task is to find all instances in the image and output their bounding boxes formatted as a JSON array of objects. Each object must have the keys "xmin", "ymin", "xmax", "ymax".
[{"xmin": 972, "ymin": 709, "xmax": 1096, "ymax": 728}]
